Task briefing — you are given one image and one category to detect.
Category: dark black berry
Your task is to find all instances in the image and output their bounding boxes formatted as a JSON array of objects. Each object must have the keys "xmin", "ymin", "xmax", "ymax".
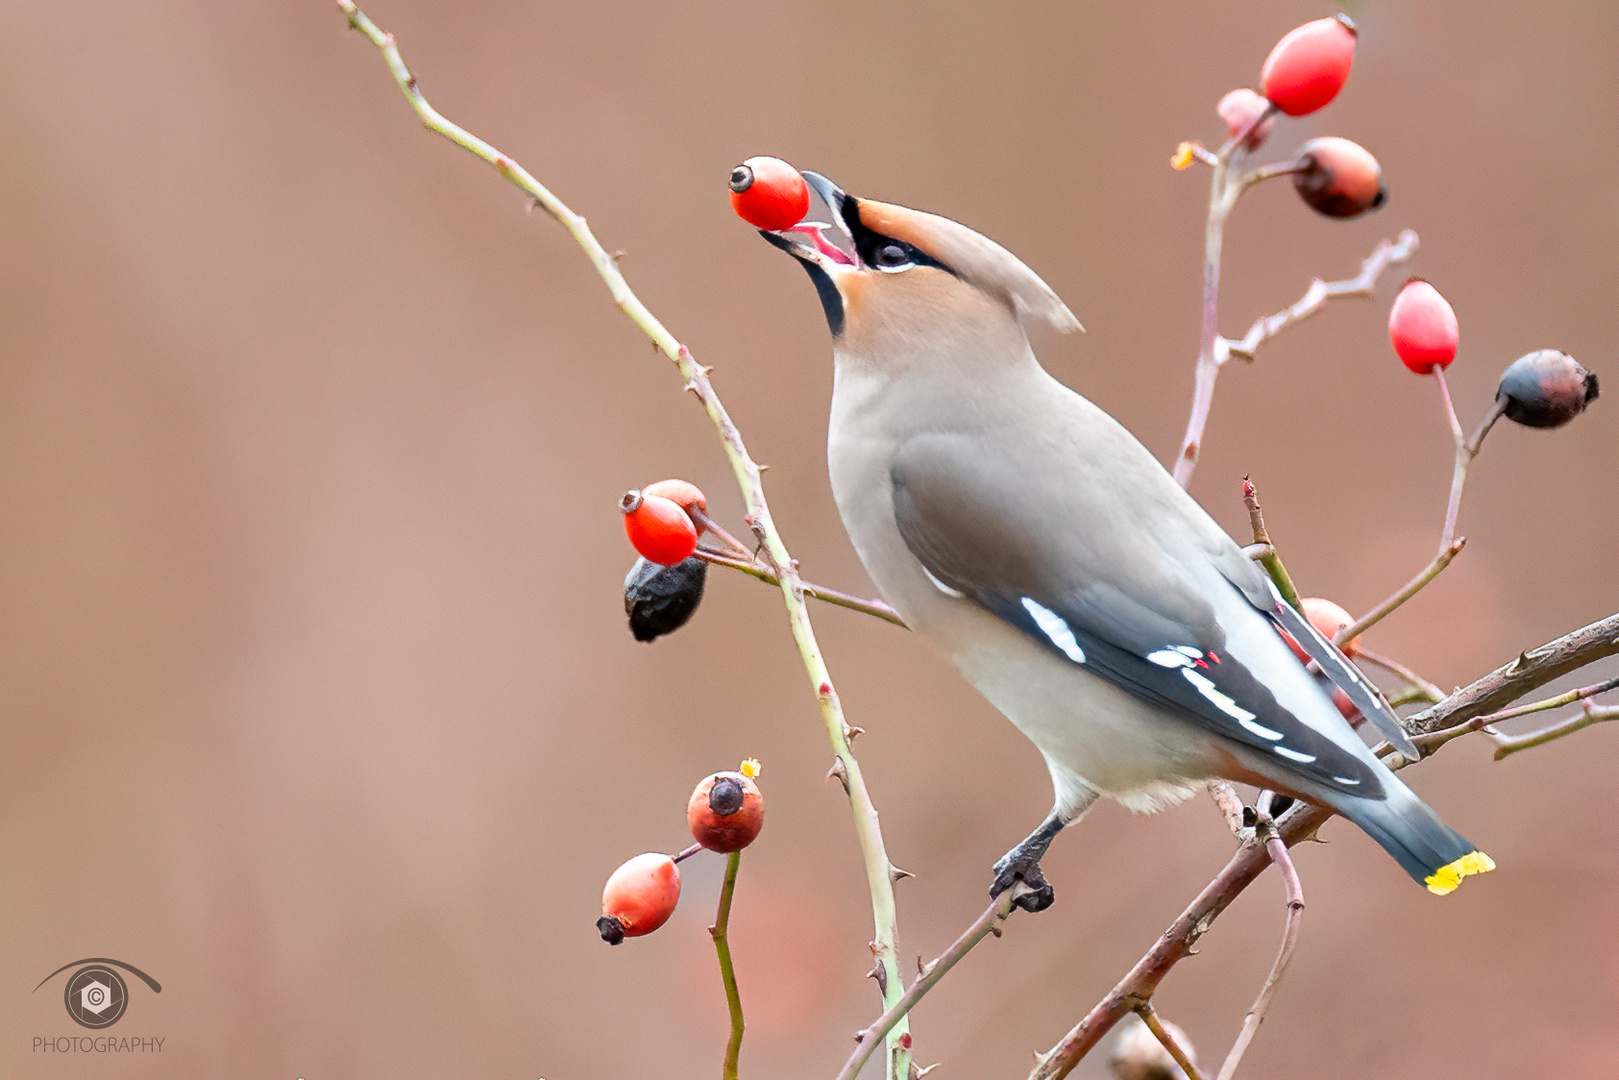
[
  {"xmin": 1497, "ymin": 350, "xmax": 1599, "ymax": 429},
  {"xmin": 623, "ymin": 555, "xmax": 707, "ymax": 642}
]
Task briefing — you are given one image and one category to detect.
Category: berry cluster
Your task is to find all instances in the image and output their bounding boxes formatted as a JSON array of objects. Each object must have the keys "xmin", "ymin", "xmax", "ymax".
[{"xmin": 598, "ymin": 761, "xmax": 765, "ymax": 945}]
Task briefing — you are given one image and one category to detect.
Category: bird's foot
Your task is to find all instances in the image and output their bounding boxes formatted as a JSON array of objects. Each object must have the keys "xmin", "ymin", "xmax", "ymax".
[{"xmin": 990, "ymin": 850, "xmax": 1055, "ymax": 913}]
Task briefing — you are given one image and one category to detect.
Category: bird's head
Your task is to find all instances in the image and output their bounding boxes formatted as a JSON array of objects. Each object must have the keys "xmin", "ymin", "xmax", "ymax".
[{"xmin": 759, "ymin": 171, "xmax": 1081, "ymax": 365}]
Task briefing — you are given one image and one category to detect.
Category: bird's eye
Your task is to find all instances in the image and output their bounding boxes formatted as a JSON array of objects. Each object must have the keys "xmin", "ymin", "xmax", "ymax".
[{"xmin": 874, "ymin": 242, "xmax": 911, "ymax": 269}]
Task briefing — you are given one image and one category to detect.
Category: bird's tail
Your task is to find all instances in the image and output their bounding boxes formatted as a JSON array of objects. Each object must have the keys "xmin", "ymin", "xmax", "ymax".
[{"xmin": 1337, "ymin": 784, "xmax": 1495, "ymax": 895}]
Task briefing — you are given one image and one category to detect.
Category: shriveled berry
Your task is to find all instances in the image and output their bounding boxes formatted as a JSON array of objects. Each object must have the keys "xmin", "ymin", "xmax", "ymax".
[
  {"xmin": 1389, "ymin": 280, "xmax": 1459, "ymax": 374},
  {"xmin": 729, "ymin": 156, "xmax": 811, "ymax": 231},
  {"xmin": 688, "ymin": 770, "xmax": 764, "ymax": 853},
  {"xmin": 1496, "ymin": 350, "xmax": 1600, "ymax": 429},
  {"xmin": 1217, "ymin": 88, "xmax": 1275, "ymax": 150},
  {"xmin": 1292, "ymin": 137, "xmax": 1385, "ymax": 219},
  {"xmin": 1261, "ymin": 14, "xmax": 1357, "ymax": 117},
  {"xmin": 621, "ymin": 489, "xmax": 699, "ymax": 565},
  {"xmin": 624, "ymin": 555, "xmax": 707, "ymax": 642},
  {"xmin": 598, "ymin": 852, "xmax": 681, "ymax": 944},
  {"xmin": 642, "ymin": 478, "xmax": 708, "ymax": 522}
]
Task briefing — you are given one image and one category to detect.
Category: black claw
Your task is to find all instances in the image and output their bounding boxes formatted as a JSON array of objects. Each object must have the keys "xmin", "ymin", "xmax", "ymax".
[
  {"xmin": 989, "ymin": 812, "xmax": 1070, "ymax": 914},
  {"xmin": 990, "ymin": 856, "xmax": 1055, "ymax": 913}
]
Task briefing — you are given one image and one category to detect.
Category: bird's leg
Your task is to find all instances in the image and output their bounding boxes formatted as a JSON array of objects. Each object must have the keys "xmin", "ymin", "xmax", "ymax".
[{"xmin": 990, "ymin": 811, "xmax": 1072, "ymax": 913}]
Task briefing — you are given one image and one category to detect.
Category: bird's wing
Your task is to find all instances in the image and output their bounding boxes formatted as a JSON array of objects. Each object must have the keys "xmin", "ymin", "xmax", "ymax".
[{"xmin": 890, "ymin": 431, "xmax": 1384, "ymax": 794}]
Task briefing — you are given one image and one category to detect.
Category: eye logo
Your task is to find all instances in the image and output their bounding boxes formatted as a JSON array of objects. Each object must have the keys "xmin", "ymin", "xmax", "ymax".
[
  {"xmin": 34, "ymin": 958, "xmax": 161, "ymax": 1030},
  {"xmin": 65, "ymin": 967, "xmax": 125, "ymax": 1028}
]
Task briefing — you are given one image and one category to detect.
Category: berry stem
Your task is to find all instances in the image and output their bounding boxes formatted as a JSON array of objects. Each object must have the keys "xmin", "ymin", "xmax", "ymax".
[
  {"xmin": 1335, "ymin": 538, "xmax": 1465, "ymax": 648},
  {"xmin": 692, "ymin": 547, "xmax": 907, "ymax": 627},
  {"xmin": 710, "ymin": 850, "xmax": 745, "ymax": 1080}
]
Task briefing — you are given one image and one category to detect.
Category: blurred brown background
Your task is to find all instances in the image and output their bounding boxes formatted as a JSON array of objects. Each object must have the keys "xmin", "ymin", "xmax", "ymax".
[{"xmin": 3, "ymin": 1, "xmax": 1616, "ymax": 1077}]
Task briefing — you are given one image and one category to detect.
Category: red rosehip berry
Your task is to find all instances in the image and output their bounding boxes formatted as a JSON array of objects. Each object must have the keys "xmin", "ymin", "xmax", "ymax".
[
  {"xmin": 1388, "ymin": 280, "xmax": 1459, "ymax": 374},
  {"xmin": 598, "ymin": 852, "xmax": 682, "ymax": 944},
  {"xmin": 1292, "ymin": 137, "xmax": 1385, "ymax": 219},
  {"xmin": 1281, "ymin": 597, "xmax": 1363, "ymax": 662},
  {"xmin": 1260, "ymin": 14, "xmax": 1357, "ymax": 117},
  {"xmin": 729, "ymin": 156, "xmax": 811, "ymax": 231},
  {"xmin": 620, "ymin": 489, "xmax": 699, "ymax": 565},
  {"xmin": 1303, "ymin": 597, "xmax": 1362, "ymax": 658},
  {"xmin": 1217, "ymin": 88, "xmax": 1275, "ymax": 150},
  {"xmin": 641, "ymin": 478, "xmax": 709, "ymax": 525},
  {"xmin": 688, "ymin": 763, "xmax": 764, "ymax": 853},
  {"xmin": 1496, "ymin": 350, "xmax": 1600, "ymax": 429}
]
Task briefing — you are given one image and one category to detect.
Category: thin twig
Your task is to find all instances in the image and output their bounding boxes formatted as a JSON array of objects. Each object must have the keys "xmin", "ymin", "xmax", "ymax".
[
  {"xmin": 1215, "ymin": 831, "xmax": 1304, "ymax": 1080},
  {"xmin": 1171, "ymin": 156, "xmax": 1242, "ymax": 487},
  {"xmin": 1434, "ymin": 369, "xmax": 1470, "ymax": 553},
  {"xmin": 1241, "ymin": 478, "xmax": 1301, "ymax": 612},
  {"xmin": 1355, "ymin": 648, "xmax": 1445, "ymax": 704},
  {"xmin": 1137, "ymin": 1003, "xmax": 1205, "ymax": 1080},
  {"xmin": 1174, "ymin": 229, "xmax": 1418, "ymax": 486},
  {"xmin": 834, "ymin": 886, "xmax": 1027, "ymax": 1080},
  {"xmin": 336, "ymin": 5, "xmax": 915, "ymax": 1072},
  {"xmin": 1416, "ymin": 676, "xmax": 1619, "ymax": 757},
  {"xmin": 1224, "ymin": 231, "xmax": 1419, "ymax": 363},
  {"xmin": 1435, "ymin": 377, "xmax": 1508, "ymax": 556},
  {"xmin": 1493, "ymin": 702, "xmax": 1619, "ymax": 759},
  {"xmin": 693, "ymin": 548, "xmax": 907, "ymax": 628},
  {"xmin": 711, "ymin": 851, "xmax": 745, "ymax": 1080},
  {"xmin": 1335, "ymin": 538, "xmax": 1465, "ymax": 646},
  {"xmin": 1030, "ymin": 612, "xmax": 1619, "ymax": 1080}
]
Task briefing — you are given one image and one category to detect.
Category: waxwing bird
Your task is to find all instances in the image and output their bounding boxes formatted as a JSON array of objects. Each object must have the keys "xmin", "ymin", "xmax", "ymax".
[{"xmin": 756, "ymin": 171, "xmax": 1493, "ymax": 910}]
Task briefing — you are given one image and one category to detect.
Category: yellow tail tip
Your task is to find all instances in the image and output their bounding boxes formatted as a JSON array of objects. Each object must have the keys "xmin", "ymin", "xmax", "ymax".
[{"xmin": 1424, "ymin": 850, "xmax": 1497, "ymax": 895}]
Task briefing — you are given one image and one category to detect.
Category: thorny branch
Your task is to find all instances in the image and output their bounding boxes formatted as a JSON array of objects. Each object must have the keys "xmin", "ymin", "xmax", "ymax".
[
  {"xmin": 336, "ymin": 3, "xmax": 916, "ymax": 1074},
  {"xmin": 834, "ymin": 886, "xmax": 1029, "ymax": 1080},
  {"xmin": 1029, "ymin": 611, "xmax": 1619, "ymax": 1080}
]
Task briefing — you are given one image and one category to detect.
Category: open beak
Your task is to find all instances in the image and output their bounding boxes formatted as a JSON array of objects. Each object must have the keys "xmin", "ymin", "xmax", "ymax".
[{"xmin": 760, "ymin": 171, "xmax": 860, "ymax": 270}]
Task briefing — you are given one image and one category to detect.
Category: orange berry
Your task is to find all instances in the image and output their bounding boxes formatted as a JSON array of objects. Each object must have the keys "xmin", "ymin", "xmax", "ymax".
[
  {"xmin": 620, "ymin": 490, "xmax": 698, "ymax": 565},
  {"xmin": 688, "ymin": 771, "xmax": 764, "ymax": 853},
  {"xmin": 598, "ymin": 852, "xmax": 682, "ymax": 944},
  {"xmin": 1261, "ymin": 14, "xmax": 1357, "ymax": 117},
  {"xmin": 729, "ymin": 157, "xmax": 811, "ymax": 231},
  {"xmin": 1389, "ymin": 280, "xmax": 1459, "ymax": 374}
]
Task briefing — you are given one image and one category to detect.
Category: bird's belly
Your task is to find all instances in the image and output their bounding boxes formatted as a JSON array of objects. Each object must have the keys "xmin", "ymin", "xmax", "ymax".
[{"xmin": 943, "ymin": 606, "xmax": 1214, "ymax": 810}]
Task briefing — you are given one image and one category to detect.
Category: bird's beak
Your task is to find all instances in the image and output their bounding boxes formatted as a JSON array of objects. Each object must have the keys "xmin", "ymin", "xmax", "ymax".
[{"xmin": 760, "ymin": 170, "xmax": 861, "ymax": 271}]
